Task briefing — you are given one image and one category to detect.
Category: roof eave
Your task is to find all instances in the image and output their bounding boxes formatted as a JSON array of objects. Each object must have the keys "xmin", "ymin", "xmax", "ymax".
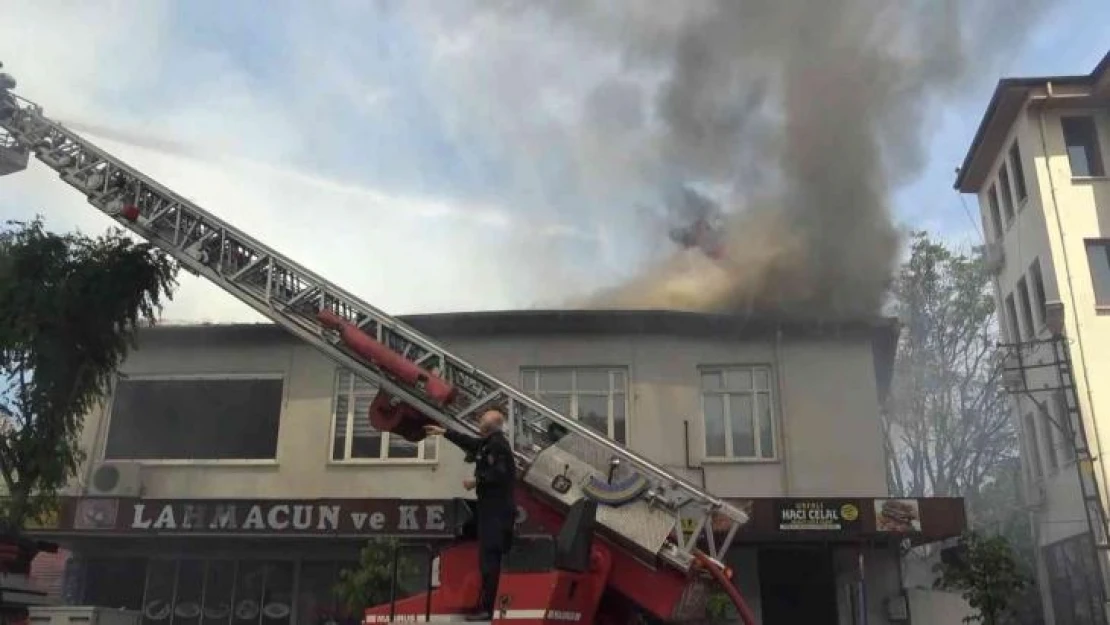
[{"xmin": 954, "ymin": 51, "xmax": 1110, "ymax": 193}]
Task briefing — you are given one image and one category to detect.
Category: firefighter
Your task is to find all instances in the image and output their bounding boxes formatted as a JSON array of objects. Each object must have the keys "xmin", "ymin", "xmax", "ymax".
[{"xmin": 424, "ymin": 408, "xmax": 516, "ymax": 621}]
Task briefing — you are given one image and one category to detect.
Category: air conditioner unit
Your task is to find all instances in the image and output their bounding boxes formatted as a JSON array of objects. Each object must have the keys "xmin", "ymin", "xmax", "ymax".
[
  {"xmin": 984, "ymin": 242, "xmax": 1005, "ymax": 275},
  {"xmin": 86, "ymin": 462, "xmax": 143, "ymax": 497}
]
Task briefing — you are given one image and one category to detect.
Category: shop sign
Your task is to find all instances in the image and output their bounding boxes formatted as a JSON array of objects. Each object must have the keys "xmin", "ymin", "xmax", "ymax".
[
  {"xmin": 874, "ymin": 499, "xmax": 922, "ymax": 533},
  {"xmin": 775, "ymin": 499, "xmax": 861, "ymax": 532},
  {"xmin": 68, "ymin": 498, "xmax": 458, "ymax": 536}
]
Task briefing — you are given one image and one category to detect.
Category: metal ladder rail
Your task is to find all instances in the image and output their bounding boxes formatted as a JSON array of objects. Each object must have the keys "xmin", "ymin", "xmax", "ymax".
[{"xmin": 0, "ymin": 96, "xmax": 748, "ymax": 570}]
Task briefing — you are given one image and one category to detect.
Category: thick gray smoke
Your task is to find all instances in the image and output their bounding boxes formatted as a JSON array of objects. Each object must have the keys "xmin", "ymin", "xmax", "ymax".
[{"xmin": 464, "ymin": 0, "xmax": 1050, "ymax": 319}]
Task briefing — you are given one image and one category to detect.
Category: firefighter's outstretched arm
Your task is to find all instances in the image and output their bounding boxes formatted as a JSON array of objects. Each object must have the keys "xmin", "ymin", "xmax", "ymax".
[
  {"xmin": 425, "ymin": 424, "xmax": 482, "ymax": 456},
  {"xmin": 444, "ymin": 430, "xmax": 483, "ymax": 455}
]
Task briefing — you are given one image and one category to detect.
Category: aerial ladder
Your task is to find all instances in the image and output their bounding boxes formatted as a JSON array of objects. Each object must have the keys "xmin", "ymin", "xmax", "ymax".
[{"xmin": 0, "ymin": 67, "xmax": 755, "ymax": 625}]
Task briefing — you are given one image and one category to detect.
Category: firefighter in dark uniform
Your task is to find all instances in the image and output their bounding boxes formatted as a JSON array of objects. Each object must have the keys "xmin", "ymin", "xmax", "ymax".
[{"xmin": 424, "ymin": 408, "xmax": 516, "ymax": 621}]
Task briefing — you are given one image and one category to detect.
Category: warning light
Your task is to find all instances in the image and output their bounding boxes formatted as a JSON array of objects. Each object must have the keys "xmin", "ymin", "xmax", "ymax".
[{"xmin": 120, "ymin": 204, "xmax": 140, "ymax": 222}]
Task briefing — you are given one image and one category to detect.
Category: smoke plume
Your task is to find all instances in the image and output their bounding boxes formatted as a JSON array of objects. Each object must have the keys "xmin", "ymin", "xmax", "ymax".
[{"xmin": 462, "ymin": 0, "xmax": 1050, "ymax": 319}]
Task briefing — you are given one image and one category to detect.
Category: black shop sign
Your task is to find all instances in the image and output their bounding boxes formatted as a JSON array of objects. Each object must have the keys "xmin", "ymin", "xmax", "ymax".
[{"xmin": 775, "ymin": 499, "xmax": 862, "ymax": 532}]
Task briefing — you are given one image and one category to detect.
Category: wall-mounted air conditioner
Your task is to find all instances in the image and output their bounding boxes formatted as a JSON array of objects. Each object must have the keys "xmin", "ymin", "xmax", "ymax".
[
  {"xmin": 85, "ymin": 462, "xmax": 143, "ymax": 497},
  {"xmin": 984, "ymin": 242, "xmax": 1005, "ymax": 275}
]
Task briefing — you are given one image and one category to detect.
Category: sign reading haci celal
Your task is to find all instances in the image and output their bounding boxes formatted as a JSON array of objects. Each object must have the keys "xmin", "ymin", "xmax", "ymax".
[
  {"xmin": 68, "ymin": 498, "xmax": 464, "ymax": 536},
  {"xmin": 775, "ymin": 499, "xmax": 862, "ymax": 532}
]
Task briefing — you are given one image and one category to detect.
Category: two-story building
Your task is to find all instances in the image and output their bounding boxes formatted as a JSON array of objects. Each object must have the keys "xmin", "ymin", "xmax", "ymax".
[
  {"xmin": 27, "ymin": 309, "xmax": 964, "ymax": 625},
  {"xmin": 955, "ymin": 50, "xmax": 1110, "ymax": 625}
]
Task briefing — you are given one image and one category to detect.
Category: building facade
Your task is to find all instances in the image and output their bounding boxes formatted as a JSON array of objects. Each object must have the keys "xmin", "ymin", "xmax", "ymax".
[
  {"xmin": 28, "ymin": 310, "xmax": 964, "ymax": 625},
  {"xmin": 956, "ymin": 50, "xmax": 1110, "ymax": 625}
]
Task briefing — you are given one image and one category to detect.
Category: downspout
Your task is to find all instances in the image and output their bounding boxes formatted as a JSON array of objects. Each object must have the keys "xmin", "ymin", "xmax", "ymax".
[
  {"xmin": 775, "ymin": 327, "xmax": 792, "ymax": 495},
  {"xmin": 683, "ymin": 420, "xmax": 707, "ymax": 489},
  {"xmin": 1035, "ymin": 95, "xmax": 1108, "ymax": 496}
]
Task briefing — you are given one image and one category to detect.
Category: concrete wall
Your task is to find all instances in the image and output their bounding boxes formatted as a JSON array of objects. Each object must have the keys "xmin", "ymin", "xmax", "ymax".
[
  {"xmin": 973, "ymin": 97, "xmax": 1110, "ymax": 625},
  {"xmin": 71, "ymin": 325, "xmax": 891, "ymax": 502}
]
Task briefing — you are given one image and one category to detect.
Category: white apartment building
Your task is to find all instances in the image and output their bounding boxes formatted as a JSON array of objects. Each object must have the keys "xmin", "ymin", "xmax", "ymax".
[
  {"xmin": 956, "ymin": 50, "xmax": 1110, "ymax": 625},
  {"xmin": 26, "ymin": 310, "xmax": 965, "ymax": 625}
]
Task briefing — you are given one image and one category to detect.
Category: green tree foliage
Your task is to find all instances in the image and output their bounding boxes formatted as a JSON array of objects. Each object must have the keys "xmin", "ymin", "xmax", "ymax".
[
  {"xmin": 935, "ymin": 531, "xmax": 1030, "ymax": 625},
  {"xmin": 334, "ymin": 539, "xmax": 423, "ymax": 613},
  {"xmin": 704, "ymin": 590, "xmax": 733, "ymax": 623},
  {"xmin": 887, "ymin": 233, "xmax": 1041, "ymax": 623},
  {"xmin": 0, "ymin": 218, "xmax": 176, "ymax": 530},
  {"xmin": 884, "ymin": 231, "xmax": 1016, "ymax": 505}
]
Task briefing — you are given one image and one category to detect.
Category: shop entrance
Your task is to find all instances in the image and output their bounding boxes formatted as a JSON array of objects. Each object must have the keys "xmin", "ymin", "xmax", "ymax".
[{"xmin": 758, "ymin": 546, "xmax": 838, "ymax": 625}]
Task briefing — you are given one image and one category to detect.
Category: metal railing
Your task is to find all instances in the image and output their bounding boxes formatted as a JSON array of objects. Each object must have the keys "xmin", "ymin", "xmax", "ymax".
[{"xmin": 385, "ymin": 543, "xmax": 438, "ymax": 623}]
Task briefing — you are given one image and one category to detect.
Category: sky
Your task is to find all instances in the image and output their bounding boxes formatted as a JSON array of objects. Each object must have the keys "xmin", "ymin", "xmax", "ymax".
[{"xmin": 1, "ymin": 1, "xmax": 1108, "ymax": 324}]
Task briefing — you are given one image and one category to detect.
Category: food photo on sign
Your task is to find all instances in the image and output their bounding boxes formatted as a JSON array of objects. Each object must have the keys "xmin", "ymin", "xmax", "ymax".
[{"xmin": 874, "ymin": 499, "xmax": 922, "ymax": 533}]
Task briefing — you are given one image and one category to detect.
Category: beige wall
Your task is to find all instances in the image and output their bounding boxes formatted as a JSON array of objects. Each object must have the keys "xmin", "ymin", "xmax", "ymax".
[
  {"xmin": 975, "ymin": 101, "xmax": 1110, "ymax": 553},
  {"xmin": 72, "ymin": 326, "xmax": 890, "ymax": 502}
]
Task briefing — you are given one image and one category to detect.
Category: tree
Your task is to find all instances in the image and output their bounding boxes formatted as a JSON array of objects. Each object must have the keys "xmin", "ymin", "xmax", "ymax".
[
  {"xmin": 935, "ymin": 530, "xmax": 1030, "ymax": 625},
  {"xmin": 883, "ymin": 231, "xmax": 1017, "ymax": 514},
  {"xmin": 334, "ymin": 539, "xmax": 422, "ymax": 614},
  {"xmin": 0, "ymin": 218, "xmax": 176, "ymax": 531}
]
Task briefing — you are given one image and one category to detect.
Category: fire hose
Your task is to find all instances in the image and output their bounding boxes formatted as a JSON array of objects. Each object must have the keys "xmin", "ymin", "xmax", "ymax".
[{"xmin": 693, "ymin": 550, "xmax": 756, "ymax": 625}]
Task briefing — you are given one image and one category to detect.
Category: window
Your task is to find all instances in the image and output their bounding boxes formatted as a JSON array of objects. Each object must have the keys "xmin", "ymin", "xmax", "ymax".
[
  {"xmin": 998, "ymin": 165, "xmax": 1015, "ymax": 222},
  {"xmin": 105, "ymin": 376, "xmax": 283, "ymax": 460},
  {"xmin": 1029, "ymin": 259, "xmax": 1048, "ymax": 325},
  {"xmin": 1056, "ymin": 391, "xmax": 1077, "ymax": 462},
  {"xmin": 1062, "ymin": 116, "xmax": 1105, "ymax": 177},
  {"xmin": 1009, "ymin": 141, "xmax": 1027, "ymax": 202},
  {"xmin": 700, "ymin": 367, "xmax": 775, "ymax": 460},
  {"xmin": 1016, "ymin": 277, "xmax": 1036, "ymax": 338},
  {"xmin": 332, "ymin": 369, "xmax": 436, "ymax": 461},
  {"xmin": 1041, "ymin": 409, "xmax": 1059, "ymax": 472},
  {"xmin": 520, "ymin": 367, "xmax": 628, "ymax": 443},
  {"xmin": 1004, "ymin": 293, "xmax": 1021, "ymax": 342},
  {"xmin": 1085, "ymin": 240, "xmax": 1110, "ymax": 307},
  {"xmin": 987, "ymin": 184, "xmax": 1004, "ymax": 237},
  {"xmin": 1045, "ymin": 534, "xmax": 1107, "ymax": 625},
  {"xmin": 1025, "ymin": 412, "xmax": 1043, "ymax": 482}
]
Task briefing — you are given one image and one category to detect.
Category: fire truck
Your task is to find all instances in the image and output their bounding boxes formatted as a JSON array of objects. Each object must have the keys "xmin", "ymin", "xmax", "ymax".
[{"xmin": 0, "ymin": 65, "xmax": 756, "ymax": 625}]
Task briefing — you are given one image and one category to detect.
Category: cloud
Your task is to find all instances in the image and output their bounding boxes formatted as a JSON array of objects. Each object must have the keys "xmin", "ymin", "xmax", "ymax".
[{"xmin": 1, "ymin": 0, "xmax": 613, "ymax": 323}]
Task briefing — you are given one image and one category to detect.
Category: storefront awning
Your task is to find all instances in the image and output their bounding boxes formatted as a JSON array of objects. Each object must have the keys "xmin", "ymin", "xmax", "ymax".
[{"xmin": 24, "ymin": 495, "xmax": 965, "ymax": 548}]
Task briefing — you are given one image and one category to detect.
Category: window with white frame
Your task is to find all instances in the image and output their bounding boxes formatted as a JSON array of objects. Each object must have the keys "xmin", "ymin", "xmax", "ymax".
[
  {"xmin": 331, "ymin": 369, "xmax": 436, "ymax": 462},
  {"xmin": 1004, "ymin": 293, "xmax": 1021, "ymax": 342},
  {"xmin": 1024, "ymin": 411, "xmax": 1044, "ymax": 482},
  {"xmin": 1009, "ymin": 141, "xmax": 1028, "ymax": 202},
  {"xmin": 1029, "ymin": 258, "xmax": 1048, "ymax": 324},
  {"xmin": 1085, "ymin": 239, "xmax": 1110, "ymax": 307},
  {"xmin": 1062, "ymin": 115, "xmax": 1106, "ymax": 178},
  {"xmin": 700, "ymin": 366, "xmax": 775, "ymax": 460},
  {"xmin": 998, "ymin": 165, "xmax": 1015, "ymax": 223},
  {"xmin": 985, "ymin": 186, "xmax": 1003, "ymax": 241},
  {"xmin": 1016, "ymin": 276, "xmax": 1036, "ymax": 338},
  {"xmin": 520, "ymin": 367, "xmax": 628, "ymax": 443},
  {"xmin": 1054, "ymin": 391, "xmax": 1077, "ymax": 463}
]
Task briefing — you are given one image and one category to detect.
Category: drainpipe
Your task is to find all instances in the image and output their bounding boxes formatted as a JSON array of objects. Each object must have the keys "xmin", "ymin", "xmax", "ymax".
[
  {"xmin": 775, "ymin": 327, "xmax": 792, "ymax": 495},
  {"xmin": 683, "ymin": 420, "xmax": 707, "ymax": 489}
]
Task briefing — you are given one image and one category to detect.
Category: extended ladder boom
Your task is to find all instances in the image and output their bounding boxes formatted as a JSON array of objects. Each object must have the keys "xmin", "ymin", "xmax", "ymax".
[{"xmin": 0, "ymin": 88, "xmax": 747, "ymax": 577}]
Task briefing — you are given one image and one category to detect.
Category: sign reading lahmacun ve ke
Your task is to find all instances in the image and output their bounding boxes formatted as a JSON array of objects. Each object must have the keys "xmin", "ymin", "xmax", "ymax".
[{"xmin": 49, "ymin": 498, "xmax": 472, "ymax": 536}]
